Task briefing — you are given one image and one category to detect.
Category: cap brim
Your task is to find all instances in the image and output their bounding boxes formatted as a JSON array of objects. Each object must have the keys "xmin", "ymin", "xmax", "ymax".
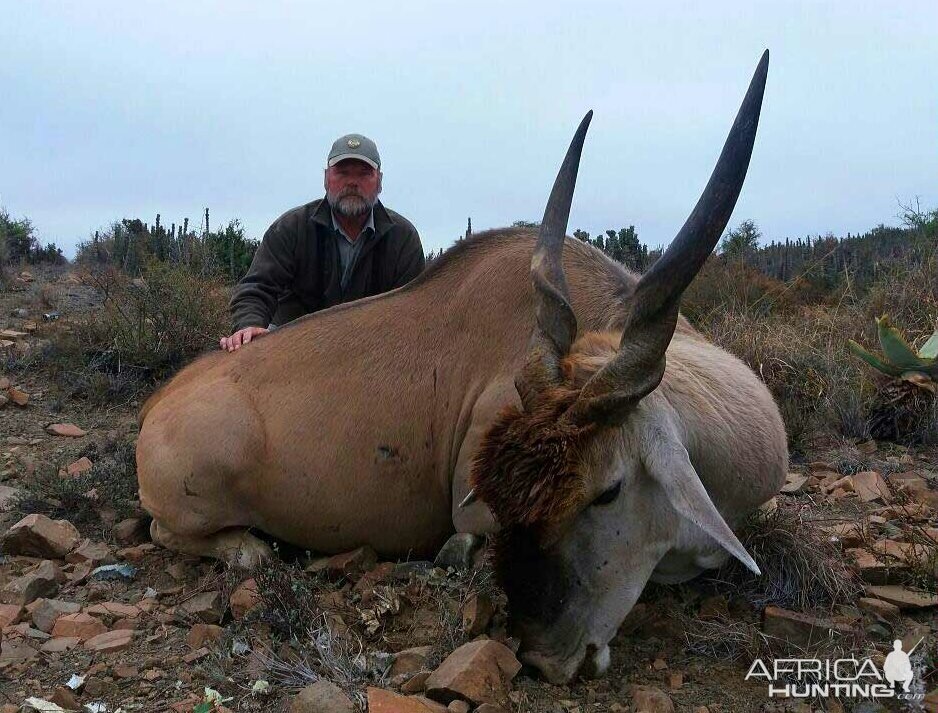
[{"xmin": 327, "ymin": 153, "xmax": 379, "ymax": 170}]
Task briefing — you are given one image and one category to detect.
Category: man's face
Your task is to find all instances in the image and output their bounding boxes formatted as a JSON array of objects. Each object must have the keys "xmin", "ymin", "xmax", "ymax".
[{"xmin": 324, "ymin": 159, "xmax": 382, "ymax": 217}]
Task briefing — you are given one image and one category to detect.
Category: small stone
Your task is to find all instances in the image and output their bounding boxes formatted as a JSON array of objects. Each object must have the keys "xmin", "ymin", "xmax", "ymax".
[
  {"xmin": 852, "ymin": 471, "xmax": 890, "ymax": 503},
  {"xmin": 84, "ymin": 628, "xmax": 134, "ymax": 652},
  {"xmin": 29, "ymin": 598, "xmax": 81, "ymax": 632},
  {"xmin": 113, "ymin": 664, "xmax": 138, "ymax": 678},
  {"xmin": 668, "ymin": 672, "xmax": 683, "ymax": 689},
  {"xmin": 0, "ymin": 484, "xmax": 23, "ymax": 511},
  {"xmin": 820, "ymin": 522, "xmax": 864, "ymax": 548},
  {"xmin": 40, "ymin": 636, "xmax": 81, "ymax": 653},
  {"xmin": 187, "ymin": 623, "xmax": 225, "ymax": 649},
  {"xmin": 846, "ymin": 548, "xmax": 902, "ymax": 585},
  {"xmin": 0, "ymin": 560, "xmax": 61, "ymax": 604},
  {"xmin": 629, "ymin": 685, "xmax": 674, "ymax": 713},
  {"xmin": 402, "ymin": 671, "xmax": 432, "ymax": 694},
  {"xmin": 7, "ymin": 388, "xmax": 29, "ymax": 406},
  {"xmin": 326, "ymin": 546, "xmax": 378, "ymax": 580},
  {"xmin": 0, "ymin": 639, "xmax": 39, "ymax": 665},
  {"xmin": 180, "ymin": 590, "xmax": 225, "ymax": 623},
  {"xmin": 50, "ymin": 687, "xmax": 81, "ymax": 710},
  {"xmin": 652, "ymin": 657, "xmax": 668, "ymax": 670},
  {"xmin": 113, "ymin": 517, "xmax": 149, "ymax": 546},
  {"xmin": 65, "ymin": 539, "xmax": 112, "ymax": 565},
  {"xmin": 229, "ymin": 578, "xmax": 261, "ymax": 619},
  {"xmin": 51, "ymin": 611, "xmax": 107, "ymax": 640},
  {"xmin": 780, "ymin": 473, "xmax": 808, "ymax": 494},
  {"xmin": 367, "ymin": 688, "xmax": 448, "ymax": 713},
  {"xmin": 475, "ymin": 706, "xmax": 510, "ymax": 713},
  {"xmin": 290, "ymin": 679, "xmax": 356, "ymax": 713},
  {"xmin": 84, "ymin": 601, "xmax": 140, "ymax": 623},
  {"xmin": 45, "ymin": 423, "xmax": 88, "ymax": 437},
  {"xmin": 434, "ymin": 533, "xmax": 483, "ymax": 570},
  {"xmin": 0, "ymin": 603, "xmax": 23, "ymax": 627},
  {"xmin": 462, "ymin": 593, "xmax": 494, "ymax": 637},
  {"xmin": 0, "ymin": 513, "xmax": 80, "ymax": 558},
  {"xmin": 392, "ymin": 646, "xmax": 433, "ymax": 677},
  {"xmin": 424, "ymin": 639, "xmax": 521, "ymax": 706},
  {"xmin": 65, "ymin": 456, "xmax": 93, "ymax": 476},
  {"xmin": 448, "ymin": 701, "xmax": 470, "ymax": 713}
]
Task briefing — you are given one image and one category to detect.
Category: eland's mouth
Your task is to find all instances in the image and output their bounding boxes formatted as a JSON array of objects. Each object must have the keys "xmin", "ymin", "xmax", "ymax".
[{"xmin": 519, "ymin": 640, "xmax": 611, "ymax": 684}]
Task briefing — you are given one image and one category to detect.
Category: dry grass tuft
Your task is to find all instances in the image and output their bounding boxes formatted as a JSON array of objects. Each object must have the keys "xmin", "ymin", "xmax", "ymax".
[{"xmin": 704, "ymin": 504, "xmax": 862, "ymax": 612}]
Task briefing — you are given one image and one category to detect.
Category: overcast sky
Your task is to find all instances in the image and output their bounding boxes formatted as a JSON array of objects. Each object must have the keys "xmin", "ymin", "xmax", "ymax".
[{"xmin": 2, "ymin": 1, "xmax": 936, "ymax": 258}]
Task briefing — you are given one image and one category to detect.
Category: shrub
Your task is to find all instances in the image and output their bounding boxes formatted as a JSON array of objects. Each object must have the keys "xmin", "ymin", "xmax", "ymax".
[{"xmin": 44, "ymin": 261, "xmax": 229, "ymax": 404}]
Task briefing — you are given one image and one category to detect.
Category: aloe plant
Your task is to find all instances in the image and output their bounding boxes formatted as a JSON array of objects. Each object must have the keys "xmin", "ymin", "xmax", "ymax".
[{"xmin": 848, "ymin": 317, "xmax": 938, "ymax": 389}]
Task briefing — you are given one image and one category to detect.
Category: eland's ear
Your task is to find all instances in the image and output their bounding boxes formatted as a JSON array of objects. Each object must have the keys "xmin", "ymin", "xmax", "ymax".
[{"xmin": 640, "ymin": 416, "xmax": 760, "ymax": 576}]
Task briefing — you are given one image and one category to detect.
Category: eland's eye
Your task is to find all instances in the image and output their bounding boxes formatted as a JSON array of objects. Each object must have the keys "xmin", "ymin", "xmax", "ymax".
[{"xmin": 591, "ymin": 481, "xmax": 622, "ymax": 507}]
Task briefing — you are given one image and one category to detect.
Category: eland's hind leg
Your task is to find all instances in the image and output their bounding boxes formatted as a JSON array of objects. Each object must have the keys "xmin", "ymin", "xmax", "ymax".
[
  {"xmin": 150, "ymin": 520, "xmax": 273, "ymax": 568},
  {"xmin": 137, "ymin": 379, "xmax": 269, "ymax": 564}
]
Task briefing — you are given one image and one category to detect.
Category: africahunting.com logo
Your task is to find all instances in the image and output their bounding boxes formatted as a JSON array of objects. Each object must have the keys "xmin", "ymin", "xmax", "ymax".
[{"xmin": 745, "ymin": 638, "xmax": 926, "ymax": 702}]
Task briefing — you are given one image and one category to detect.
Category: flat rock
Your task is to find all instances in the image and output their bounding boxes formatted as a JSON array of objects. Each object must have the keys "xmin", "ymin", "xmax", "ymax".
[
  {"xmin": 65, "ymin": 539, "xmax": 112, "ymax": 565},
  {"xmin": 367, "ymin": 688, "xmax": 447, "ymax": 713},
  {"xmin": 65, "ymin": 456, "xmax": 93, "ymax": 476},
  {"xmin": 7, "ymin": 388, "xmax": 28, "ymax": 406},
  {"xmin": 84, "ymin": 627, "xmax": 134, "ymax": 653},
  {"xmin": 30, "ymin": 598, "xmax": 81, "ymax": 632},
  {"xmin": 845, "ymin": 548, "xmax": 904, "ymax": 585},
  {"xmin": 780, "ymin": 474, "xmax": 808, "ymax": 494},
  {"xmin": 857, "ymin": 597, "xmax": 900, "ymax": 620},
  {"xmin": 864, "ymin": 585, "xmax": 938, "ymax": 609},
  {"xmin": 290, "ymin": 679, "xmax": 356, "ymax": 713},
  {"xmin": 45, "ymin": 423, "xmax": 87, "ymax": 437},
  {"xmin": 40, "ymin": 636, "xmax": 81, "ymax": 653},
  {"xmin": 462, "ymin": 593, "xmax": 494, "ymax": 637},
  {"xmin": 852, "ymin": 471, "xmax": 890, "ymax": 503},
  {"xmin": 1, "ymin": 513, "xmax": 80, "ymax": 558},
  {"xmin": 391, "ymin": 646, "xmax": 433, "ymax": 677},
  {"xmin": 180, "ymin": 589, "xmax": 224, "ymax": 624},
  {"xmin": 229, "ymin": 578, "xmax": 261, "ymax": 620},
  {"xmin": 763, "ymin": 606, "xmax": 856, "ymax": 649},
  {"xmin": 186, "ymin": 623, "xmax": 224, "ymax": 649},
  {"xmin": 434, "ymin": 533, "xmax": 483, "ymax": 570},
  {"xmin": 326, "ymin": 546, "xmax": 378, "ymax": 580},
  {"xmin": 0, "ymin": 485, "xmax": 23, "ymax": 511},
  {"xmin": 113, "ymin": 517, "xmax": 149, "ymax": 546},
  {"xmin": 424, "ymin": 639, "xmax": 521, "ymax": 706},
  {"xmin": 51, "ymin": 611, "xmax": 107, "ymax": 640},
  {"xmin": 0, "ymin": 638, "xmax": 38, "ymax": 666},
  {"xmin": 0, "ymin": 603, "xmax": 23, "ymax": 627},
  {"xmin": 629, "ymin": 685, "xmax": 675, "ymax": 713},
  {"xmin": 0, "ymin": 560, "xmax": 61, "ymax": 604}
]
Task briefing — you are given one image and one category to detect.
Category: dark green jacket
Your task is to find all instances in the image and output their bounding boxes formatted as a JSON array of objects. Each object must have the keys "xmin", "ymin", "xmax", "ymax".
[{"xmin": 230, "ymin": 198, "xmax": 424, "ymax": 330}]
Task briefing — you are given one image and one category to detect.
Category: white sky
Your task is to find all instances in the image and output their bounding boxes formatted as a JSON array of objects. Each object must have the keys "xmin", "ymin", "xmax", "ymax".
[{"xmin": 2, "ymin": 1, "xmax": 936, "ymax": 257}]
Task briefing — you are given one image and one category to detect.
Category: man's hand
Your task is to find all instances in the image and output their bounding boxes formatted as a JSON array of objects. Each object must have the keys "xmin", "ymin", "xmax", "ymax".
[{"xmin": 220, "ymin": 326, "xmax": 269, "ymax": 352}]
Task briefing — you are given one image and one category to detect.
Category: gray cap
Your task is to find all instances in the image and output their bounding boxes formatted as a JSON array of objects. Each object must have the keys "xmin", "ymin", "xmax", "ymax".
[{"xmin": 327, "ymin": 133, "xmax": 381, "ymax": 170}]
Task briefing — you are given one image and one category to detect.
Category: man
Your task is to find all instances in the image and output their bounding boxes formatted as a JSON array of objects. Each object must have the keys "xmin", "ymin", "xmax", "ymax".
[{"xmin": 221, "ymin": 133, "xmax": 425, "ymax": 351}]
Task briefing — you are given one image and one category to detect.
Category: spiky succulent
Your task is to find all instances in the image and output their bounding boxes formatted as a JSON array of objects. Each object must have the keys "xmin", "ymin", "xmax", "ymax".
[{"xmin": 848, "ymin": 316, "xmax": 938, "ymax": 393}]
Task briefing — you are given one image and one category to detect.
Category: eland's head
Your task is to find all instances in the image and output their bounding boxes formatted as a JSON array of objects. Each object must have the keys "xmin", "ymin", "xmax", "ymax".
[{"xmin": 464, "ymin": 51, "xmax": 771, "ymax": 683}]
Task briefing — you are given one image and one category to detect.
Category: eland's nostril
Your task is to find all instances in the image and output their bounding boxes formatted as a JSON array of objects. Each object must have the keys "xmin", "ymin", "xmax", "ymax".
[{"xmin": 577, "ymin": 643, "xmax": 611, "ymax": 679}]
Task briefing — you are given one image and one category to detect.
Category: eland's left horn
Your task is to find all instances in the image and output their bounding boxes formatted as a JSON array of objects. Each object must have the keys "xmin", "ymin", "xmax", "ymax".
[{"xmin": 569, "ymin": 51, "xmax": 769, "ymax": 426}]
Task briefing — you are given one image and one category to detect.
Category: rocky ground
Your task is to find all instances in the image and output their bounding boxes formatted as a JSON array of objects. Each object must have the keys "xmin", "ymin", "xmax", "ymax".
[{"xmin": 0, "ymin": 268, "xmax": 937, "ymax": 713}]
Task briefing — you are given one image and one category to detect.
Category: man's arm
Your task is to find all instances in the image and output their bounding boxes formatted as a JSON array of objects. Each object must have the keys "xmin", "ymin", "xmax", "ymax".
[
  {"xmin": 229, "ymin": 219, "xmax": 297, "ymax": 331},
  {"xmin": 392, "ymin": 226, "xmax": 426, "ymax": 288}
]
